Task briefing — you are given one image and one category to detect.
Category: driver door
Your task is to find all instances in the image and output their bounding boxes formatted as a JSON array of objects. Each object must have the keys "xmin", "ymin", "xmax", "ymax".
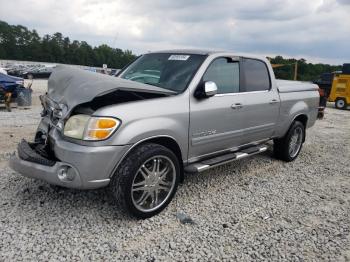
[{"xmin": 188, "ymin": 57, "xmax": 245, "ymax": 161}]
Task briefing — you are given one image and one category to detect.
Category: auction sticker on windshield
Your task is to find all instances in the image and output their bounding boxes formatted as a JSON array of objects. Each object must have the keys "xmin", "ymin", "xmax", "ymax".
[{"xmin": 168, "ymin": 55, "xmax": 190, "ymax": 61}]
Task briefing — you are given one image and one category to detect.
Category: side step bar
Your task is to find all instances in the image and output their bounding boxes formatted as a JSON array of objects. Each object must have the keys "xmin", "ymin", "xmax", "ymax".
[{"xmin": 185, "ymin": 145, "xmax": 268, "ymax": 173}]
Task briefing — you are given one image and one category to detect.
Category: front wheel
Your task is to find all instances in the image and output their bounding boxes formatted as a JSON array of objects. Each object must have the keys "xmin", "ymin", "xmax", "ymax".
[
  {"xmin": 110, "ymin": 143, "xmax": 180, "ymax": 219},
  {"xmin": 274, "ymin": 121, "xmax": 305, "ymax": 162}
]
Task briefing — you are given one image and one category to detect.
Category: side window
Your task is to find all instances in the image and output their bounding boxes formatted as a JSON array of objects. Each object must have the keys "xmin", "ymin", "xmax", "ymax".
[
  {"xmin": 203, "ymin": 58, "xmax": 239, "ymax": 94},
  {"xmin": 241, "ymin": 58, "xmax": 270, "ymax": 92}
]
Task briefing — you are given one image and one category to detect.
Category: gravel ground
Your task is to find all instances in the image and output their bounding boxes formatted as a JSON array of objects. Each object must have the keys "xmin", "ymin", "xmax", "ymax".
[{"xmin": 0, "ymin": 81, "xmax": 349, "ymax": 261}]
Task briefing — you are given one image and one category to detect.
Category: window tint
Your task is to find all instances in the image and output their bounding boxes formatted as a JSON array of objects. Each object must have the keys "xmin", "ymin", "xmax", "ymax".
[
  {"xmin": 203, "ymin": 58, "xmax": 239, "ymax": 94},
  {"xmin": 241, "ymin": 58, "xmax": 270, "ymax": 92}
]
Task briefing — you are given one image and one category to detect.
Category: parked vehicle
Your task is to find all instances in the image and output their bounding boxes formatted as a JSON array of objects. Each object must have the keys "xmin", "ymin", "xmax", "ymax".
[
  {"xmin": 0, "ymin": 68, "xmax": 7, "ymax": 75},
  {"xmin": 21, "ymin": 67, "xmax": 55, "ymax": 79},
  {"xmin": 314, "ymin": 64, "xmax": 350, "ymax": 110},
  {"xmin": 328, "ymin": 72, "xmax": 350, "ymax": 110},
  {"xmin": 7, "ymin": 64, "xmax": 35, "ymax": 77},
  {"xmin": 0, "ymin": 72, "xmax": 24, "ymax": 89},
  {"xmin": 0, "ymin": 73, "xmax": 25, "ymax": 110},
  {"xmin": 9, "ymin": 50, "xmax": 319, "ymax": 218}
]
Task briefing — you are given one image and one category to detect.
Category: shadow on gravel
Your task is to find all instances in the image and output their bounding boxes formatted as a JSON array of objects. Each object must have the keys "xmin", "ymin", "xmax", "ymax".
[
  {"xmin": 9, "ymin": 177, "xmax": 135, "ymax": 222},
  {"xmin": 6, "ymin": 149, "xmax": 274, "ymax": 223},
  {"xmin": 182, "ymin": 150, "xmax": 274, "ymax": 184}
]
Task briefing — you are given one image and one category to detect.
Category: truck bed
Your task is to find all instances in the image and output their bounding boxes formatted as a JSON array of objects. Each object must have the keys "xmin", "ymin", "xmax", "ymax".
[
  {"xmin": 275, "ymin": 79, "xmax": 319, "ymax": 138},
  {"xmin": 277, "ymin": 80, "xmax": 319, "ymax": 93}
]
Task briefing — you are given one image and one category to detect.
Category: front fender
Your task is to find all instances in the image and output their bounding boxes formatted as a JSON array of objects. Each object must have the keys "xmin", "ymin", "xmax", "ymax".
[
  {"xmin": 93, "ymin": 92, "xmax": 190, "ymax": 158},
  {"xmin": 108, "ymin": 116, "xmax": 188, "ymax": 160}
]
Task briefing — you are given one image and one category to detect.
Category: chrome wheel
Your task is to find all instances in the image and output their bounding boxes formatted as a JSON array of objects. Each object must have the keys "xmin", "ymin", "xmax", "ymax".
[
  {"xmin": 131, "ymin": 155, "xmax": 176, "ymax": 212},
  {"xmin": 289, "ymin": 126, "xmax": 303, "ymax": 158}
]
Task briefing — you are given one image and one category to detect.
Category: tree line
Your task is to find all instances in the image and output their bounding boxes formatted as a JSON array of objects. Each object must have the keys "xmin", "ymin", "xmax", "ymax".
[
  {"xmin": 0, "ymin": 20, "xmax": 136, "ymax": 69},
  {"xmin": 0, "ymin": 20, "xmax": 342, "ymax": 79},
  {"xmin": 269, "ymin": 56, "xmax": 341, "ymax": 81}
]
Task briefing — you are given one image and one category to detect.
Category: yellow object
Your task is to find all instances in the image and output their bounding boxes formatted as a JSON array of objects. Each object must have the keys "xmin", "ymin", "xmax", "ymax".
[
  {"xmin": 91, "ymin": 118, "xmax": 117, "ymax": 129},
  {"xmin": 271, "ymin": 64, "xmax": 286, "ymax": 68},
  {"xmin": 87, "ymin": 129, "xmax": 111, "ymax": 140},
  {"xmin": 5, "ymin": 92, "xmax": 12, "ymax": 112},
  {"xmin": 85, "ymin": 117, "xmax": 120, "ymax": 140},
  {"xmin": 328, "ymin": 73, "xmax": 350, "ymax": 109}
]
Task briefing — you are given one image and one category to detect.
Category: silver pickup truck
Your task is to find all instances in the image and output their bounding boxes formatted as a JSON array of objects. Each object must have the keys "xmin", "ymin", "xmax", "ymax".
[{"xmin": 10, "ymin": 50, "xmax": 319, "ymax": 218}]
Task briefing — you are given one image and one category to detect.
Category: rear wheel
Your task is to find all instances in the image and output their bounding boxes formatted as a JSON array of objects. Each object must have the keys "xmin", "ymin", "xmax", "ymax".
[
  {"xmin": 110, "ymin": 143, "xmax": 180, "ymax": 219},
  {"xmin": 274, "ymin": 121, "xmax": 305, "ymax": 162},
  {"xmin": 335, "ymin": 98, "xmax": 347, "ymax": 110}
]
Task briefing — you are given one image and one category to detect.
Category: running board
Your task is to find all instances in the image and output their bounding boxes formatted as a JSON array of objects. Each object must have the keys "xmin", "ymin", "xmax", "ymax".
[{"xmin": 185, "ymin": 145, "xmax": 268, "ymax": 173}]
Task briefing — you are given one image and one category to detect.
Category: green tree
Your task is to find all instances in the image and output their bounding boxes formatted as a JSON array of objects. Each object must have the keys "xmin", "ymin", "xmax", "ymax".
[
  {"xmin": 269, "ymin": 56, "xmax": 341, "ymax": 81},
  {"xmin": 0, "ymin": 20, "xmax": 136, "ymax": 68}
]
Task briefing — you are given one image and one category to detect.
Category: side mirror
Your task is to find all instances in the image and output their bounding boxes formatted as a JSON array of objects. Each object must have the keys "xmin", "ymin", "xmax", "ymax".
[{"xmin": 203, "ymin": 81, "xmax": 218, "ymax": 97}]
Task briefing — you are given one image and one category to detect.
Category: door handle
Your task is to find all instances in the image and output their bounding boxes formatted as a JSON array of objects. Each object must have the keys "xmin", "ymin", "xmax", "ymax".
[
  {"xmin": 231, "ymin": 103, "xmax": 243, "ymax": 109},
  {"xmin": 269, "ymin": 99, "xmax": 279, "ymax": 105}
]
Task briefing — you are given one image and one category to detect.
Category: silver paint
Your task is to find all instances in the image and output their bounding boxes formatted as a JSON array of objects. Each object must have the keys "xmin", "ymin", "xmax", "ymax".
[{"xmin": 10, "ymin": 50, "xmax": 319, "ymax": 189}]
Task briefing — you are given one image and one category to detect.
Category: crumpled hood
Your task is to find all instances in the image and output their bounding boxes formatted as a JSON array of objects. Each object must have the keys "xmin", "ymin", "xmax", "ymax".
[{"xmin": 47, "ymin": 65, "xmax": 174, "ymax": 113}]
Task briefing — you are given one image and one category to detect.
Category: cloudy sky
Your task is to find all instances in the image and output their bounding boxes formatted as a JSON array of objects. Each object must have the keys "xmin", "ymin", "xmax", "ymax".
[{"xmin": 1, "ymin": 0, "xmax": 349, "ymax": 64}]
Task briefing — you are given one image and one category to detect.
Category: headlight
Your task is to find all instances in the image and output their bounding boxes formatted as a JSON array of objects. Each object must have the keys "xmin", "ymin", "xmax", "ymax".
[
  {"xmin": 63, "ymin": 115, "xmax": 120, "ymax": 141},
  {"xmin": 63, "ymin": 114, "xmax": 90, "ymax": 139}
]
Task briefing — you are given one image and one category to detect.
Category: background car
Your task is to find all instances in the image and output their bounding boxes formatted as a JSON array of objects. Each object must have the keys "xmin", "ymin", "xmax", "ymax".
[{"xmin": 0, "ymin": 73, "xmax": 25, "ymax": 104}]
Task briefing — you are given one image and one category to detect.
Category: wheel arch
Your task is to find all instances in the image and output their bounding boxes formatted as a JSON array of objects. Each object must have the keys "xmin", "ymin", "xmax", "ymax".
[
  {"xmin": 293, "ymin": 114, "xmax": 308, "ymax": 128},
  {"xmin": 111, "ymin": 135, "xmax": 185, "ymax": 182},
  {"xmin": 291, "ymin": 114, "xmax": 308, "ymax": 142}
]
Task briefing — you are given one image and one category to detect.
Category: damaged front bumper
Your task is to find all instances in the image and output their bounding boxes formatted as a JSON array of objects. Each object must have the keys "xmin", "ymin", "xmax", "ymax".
[
  {"xmin": 9, "ymin": 130, "xmax": 131, "ymax": 189},
  {"xmin": 9, "ymin": 92, "xmax": 133, "ymax": 189}
]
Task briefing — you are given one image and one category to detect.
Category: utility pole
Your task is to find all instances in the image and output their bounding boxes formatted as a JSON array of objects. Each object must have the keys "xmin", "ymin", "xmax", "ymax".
[{"xmin": 294, "ymin": 61, "xmax": 298, "ymax": 80}]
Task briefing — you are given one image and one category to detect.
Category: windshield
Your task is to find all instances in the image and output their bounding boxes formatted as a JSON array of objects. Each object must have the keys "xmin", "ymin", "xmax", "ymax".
[{"xmin": 120, "ymin": 53, "xmax": 206, "ymax": 93}]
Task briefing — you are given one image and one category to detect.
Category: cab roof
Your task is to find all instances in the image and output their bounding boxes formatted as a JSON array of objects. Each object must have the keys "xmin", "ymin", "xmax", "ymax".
[
  {"xmin": 149, "ymin": 49, "xmax": 267, "ymax": 61},
  {"xmin": 150, "ymin": 49, "xmax": 222, "ymax": 55}
]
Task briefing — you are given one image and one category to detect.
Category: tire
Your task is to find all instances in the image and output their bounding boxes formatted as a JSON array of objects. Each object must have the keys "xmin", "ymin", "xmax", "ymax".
[
  {"xmin": 273, "ymin": 121, "xmax": 305, "ymax": 162},
  {"xmin": 335, "ymin": 98, "xmax": 347, "ymax": 110},
  {"xmin": 110, "ymin": 143, "xmax": 180, "ymax": 219}
]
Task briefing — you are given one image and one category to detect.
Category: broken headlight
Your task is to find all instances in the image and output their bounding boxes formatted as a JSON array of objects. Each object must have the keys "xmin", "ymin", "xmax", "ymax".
[{"xmin": 63, "ymin": 115, "xmax": 121, "ymax": 141}]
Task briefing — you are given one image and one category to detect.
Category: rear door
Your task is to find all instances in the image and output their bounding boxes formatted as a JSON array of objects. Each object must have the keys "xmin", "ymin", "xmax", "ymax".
[{"xmin": 237, "ymin": 58, "xmax": 280, "ymax": 144}]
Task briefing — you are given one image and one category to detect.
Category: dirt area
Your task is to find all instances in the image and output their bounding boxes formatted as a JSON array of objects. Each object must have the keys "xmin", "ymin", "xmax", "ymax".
[{"xmin": 0, "ymin": 80, "xmax": 349, "ymax": 261}]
